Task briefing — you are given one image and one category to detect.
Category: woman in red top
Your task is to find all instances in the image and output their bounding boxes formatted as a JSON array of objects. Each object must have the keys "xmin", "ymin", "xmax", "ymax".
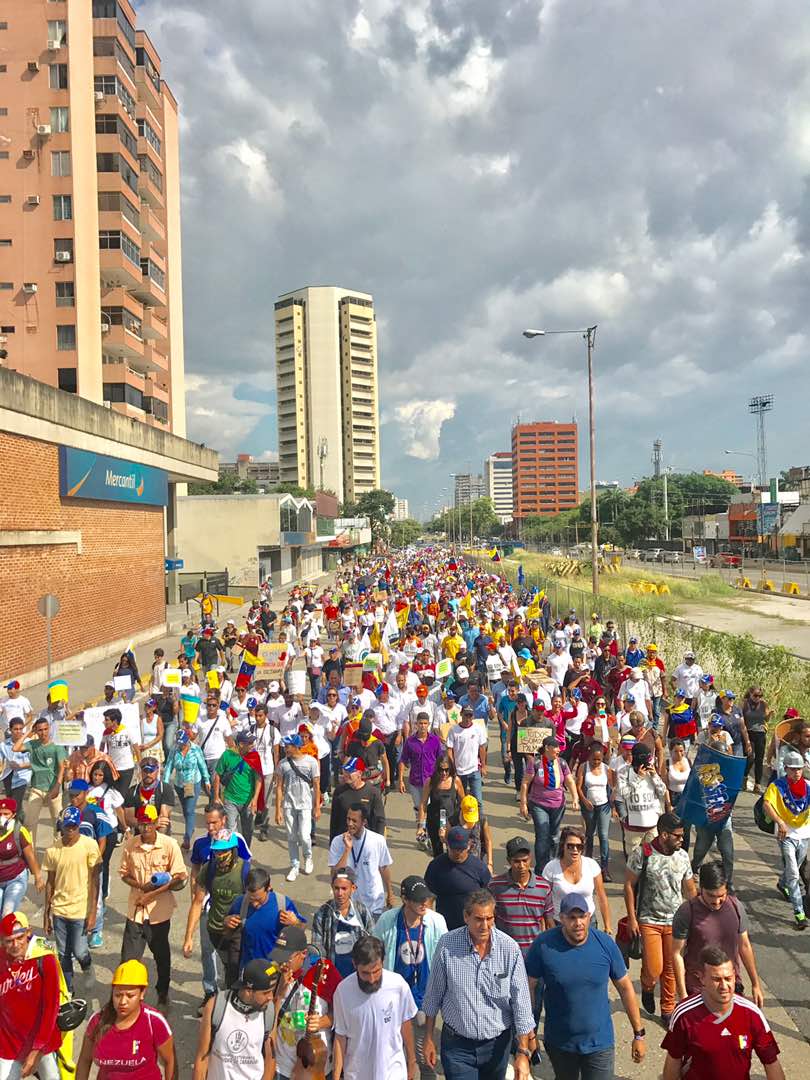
[
  {"xmin": 77, "ymin": 960, "xmax": 175, "ymax": 1080},
  {"xmin": 0, "ymin": 797, "xmax": 44, "ymax": 916}
]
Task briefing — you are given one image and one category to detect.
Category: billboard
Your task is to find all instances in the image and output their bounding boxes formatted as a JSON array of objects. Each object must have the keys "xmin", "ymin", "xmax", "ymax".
[{"xmin": 59, "ymin": 447, "xmax": 168, "ymax": 506}]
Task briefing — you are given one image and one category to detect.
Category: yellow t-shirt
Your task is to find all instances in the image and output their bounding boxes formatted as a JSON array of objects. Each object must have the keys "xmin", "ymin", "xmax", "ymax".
[
  {"xmin": 443, "ymin": 635, "xmax": 465, "ymax": 660},
  {"xmin": 42, "ymin": 835, "xmax": 101, "ymax": 919}
]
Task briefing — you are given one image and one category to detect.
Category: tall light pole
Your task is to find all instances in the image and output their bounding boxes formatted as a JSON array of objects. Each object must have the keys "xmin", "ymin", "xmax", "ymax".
[
  {"xmin": 523, "ymin": 326, "xmax": 599, "ymax": 595},
  {"xmin": 316, "ymin": 437, "xmax": 328, "ymax": 492}
]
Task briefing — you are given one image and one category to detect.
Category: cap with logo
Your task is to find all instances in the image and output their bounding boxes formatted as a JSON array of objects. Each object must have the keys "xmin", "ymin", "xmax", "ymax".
[
  {"xmin": 460, "ymin": 795, "xmax": 479, "ymax": 824},
  {"xmin": 135, "ymin": 803, "xmax": 159, "ymax": 825},
  {"xmin": 211, "ymin": 828, "xmax": 239, "ymax": 851},
  {"xmin": 401, "ymin": 875, "xmax": 432, "ymax": 902},
  {"xmin": 0, "ymin": 797, "xmax": 18, "ymax": 816},
  {"xmin": 60, "ymin": 806, "xmax": 82, "ymax": 829},
  {"xmin": 446, "ymin": 825, "xmax": 470, "ymax": 850},
  {"xmin": 236, "ymin": 958, "xmax": 281, "ymax": 991},
  {"xmin": 69, "ymin": 778, "xmax": 90, "ymax": 792},
  {"xmin": 0, "ymin": 911, "xmax": 29, "ymax": 937},
  {"xmin": 331, "ymin": 866, "xmax": 357, "ymax": 883},
  {"xmin": 271, "ymin": 923, "xmax": 308, "ymax": 961},
  {"xmin": 505, "ymin": 836, "xmax": 532, "ymax": 859}
]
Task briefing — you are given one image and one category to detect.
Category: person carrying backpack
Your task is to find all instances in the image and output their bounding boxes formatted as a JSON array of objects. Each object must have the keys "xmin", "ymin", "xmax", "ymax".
[
  {"xmin": 192, "ymin": 959, "xmax": 279, "ymax": 1080},
  {"xmin": 183, "ymin": 829, "xmax": 251, "ymax": 988},
  {"xmin": 221, "ymin": 865, "xmax": 304, "ymax": 976}
]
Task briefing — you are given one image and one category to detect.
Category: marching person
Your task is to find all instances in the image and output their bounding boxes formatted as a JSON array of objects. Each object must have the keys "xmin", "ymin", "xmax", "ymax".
[
  {"xmin": 312, "ymin": 867, "xmax": 375, "ymax": 978},
  {"xmin": 525, "ymin": 893, "xmax": 646, "ymax": 1078},
  {"xmin": 662, "ymin": 946, "xmax": 784, "ymax": 1080},
  {"xmin": 0, "ymin": 911, "xmax": 62, "ymax": 1080},
  {"xmin": 77, "ymin": 960, "xmax": 175, "ymax": 1080},
  {"xmin": 119, "ymin": 805, "xmax": 187, "ymax": 1010},
  {"xmin": 374, "ymin": 876, "xmax": 449, "ymax": 1078},
  {"xmin": 762, "ymin": 749, "xmax": 810, "ymax": 930},
  {"xmin": 422, "ymin": 889, "xmax": 535, "ymax": 1079},
  {"xmin": 192, "ymin": 958, "xmax": 278, "ymax": 1080},
  {"xmin": 275, "ymin": 734, "xmax": 320, "ymax": 883},
  {"xmin": 328, "ymin": 804, "xmax": 394, "ymax": 919},
  {"xmin": 222, "ymin": 865, "xmax": 303, "ymax": 973},
  {"xmin": 519, "ymin": 736, "xmax": 579, "ymax": 874},
  {"xmin": 332, "ymin": 935, "xmax": 419, "ymax": 1080}
]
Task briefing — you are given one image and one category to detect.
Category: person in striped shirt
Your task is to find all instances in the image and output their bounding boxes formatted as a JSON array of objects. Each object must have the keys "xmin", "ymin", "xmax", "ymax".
[{"xmin": 488, "ymin": 836, "xmax": 553, "ymax": 955}]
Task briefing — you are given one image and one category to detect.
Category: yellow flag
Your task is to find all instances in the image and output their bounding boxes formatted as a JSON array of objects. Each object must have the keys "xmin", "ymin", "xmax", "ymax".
[
  {"xmin": 395, "ymin": 603, "xmax": 410, "ymax": 630},
  {"xmin": 460, "ymin": 592, "xmax": 473, "ymax": 614},
  {"xmin": 369, "ymin": 623, "xmax": 381, "ymax": 651},
  {"xmin": 526, "ymin": 595, "xmax": 541, "ymax": 620}
]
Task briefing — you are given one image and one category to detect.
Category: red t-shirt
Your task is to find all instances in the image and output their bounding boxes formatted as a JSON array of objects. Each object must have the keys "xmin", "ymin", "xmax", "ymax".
[
  {"xmin": 662, "ymin": 994, "xmax": 779, "ymax": 1079},
  {"xmin": 0, "ymin": 951, "xmax": 61, "ymax": 1056},
  {"xmin": 87, "ymin": 1006, "xmax": 173, "ymax": 1080}
]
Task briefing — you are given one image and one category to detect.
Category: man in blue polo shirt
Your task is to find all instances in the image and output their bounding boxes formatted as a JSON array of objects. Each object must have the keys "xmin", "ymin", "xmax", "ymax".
[
  {"xmin": 224, "ymin": 864, "xmax": 304, "ymax": 974},
  {"xmin": 525, "ymin": 892, "xmax": 647, "ymax": 1078}
]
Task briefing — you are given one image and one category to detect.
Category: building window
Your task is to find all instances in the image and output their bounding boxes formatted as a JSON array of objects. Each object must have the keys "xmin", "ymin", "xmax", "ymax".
[
  {"xmin": 138, "ymin": 154, "xmax": 162, "ymax": 192},
  {"xmin": 144, "ymin": 397, "xmax": 168, "ymax": 422},
  {"xmin": 53, "ymin": 194, "xmax": 72, "ymax": 220},
  {"xmin": 137, "ymin": 118, "xmax": 161, "ymax": 155},
  {"xmin": 0, "ymin": 240, "xmax": 11, "ymax": 247},
  {"xmin": 103, "ymin": 382, "xmax": 143, "ymax": 409},
  {"xmin": 56, "ymin": 324, "xmax": 76, "ymax": 350},
  {"xmin": 49, "ymin": 63, "xmax": 68, "ymax": 90},
  {"xmin": 92, "ymin": 1, "xmax": 136, "ymax": 49},
  {"xmin": 140, "ymin": 259, "xmax": 165, "ymax": 290},
  {"xmin": 0, "ymin": 66, "xmax": 6, "ymax": 74},
  {"xmin": 0, "ymin": 282, "xmax": 12, "ymax": 290},
  {"xmin": 0, "ymin": 153, "xmax": 8, "ymax": 160},
  {"xmin": 49, "ymin": 106, "xmax": 69, "ymax": 132},
  {"xmin": 0, "ymin": 109, "xmax": 6, "ymax": 116},
  {"xmin": 97, "ymin": 190, "xmax": 140, "ymax": 227},
  {"xmin": 54, "ymin": 237, "xmax": 73, "ymax": 261},
  {"xmin": 0, "ymin": 325, "xmax": 14, "ymax": 334},
  {"xmin": 0, "ymin": 22, "xmax": 7, "ymax": 30},
  {"xmin": 57, "ymin": 367, "xmax": 77, "ymax": 393},
  {"xmin": 0, "ymin": 195, "xmax": 9, "ymax": 203},
  {"xmin": 135, "ymin": 47, "xmax": 161, "ymax": 92},
  {"xmin": 56, "ymin": 281, "xmax": 75, "ymax": 307},
  {"xmin": 99, "ymin": 229, "xmax": 140, "ymax": 266},
  {"xmin": 102, "ymin": 305, "xmax": 142, "ymax": 335},
  {"xmin": 51, "ymin": 150, "xmax": 71, "ymax": 176},
  {"xmin": 47, "ymin": 20, "xmax": 67, "ymax": 45}
]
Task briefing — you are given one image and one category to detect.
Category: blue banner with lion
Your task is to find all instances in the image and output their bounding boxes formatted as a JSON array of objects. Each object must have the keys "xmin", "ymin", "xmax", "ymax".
[{"xmin": 676, "ymin": 743, "xmax": 748, "ymax": 831}]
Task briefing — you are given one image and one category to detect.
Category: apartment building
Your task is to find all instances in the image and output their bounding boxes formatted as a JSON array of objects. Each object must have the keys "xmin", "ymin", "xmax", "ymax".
[
  {"xmin": 274, "ymin": 286, "xmax": 380, "ymax": 504},
  {"xmin": 484, "ymin": 451, "xmax": 513, "ymax": 523},
  {"xmin": 0, "ymin": 0, "xmax": 185, "ymax": 432},
  {"xmin": 219, "ymin": 453, "xmax": 280, "ymax": 489},
  {"xmin": 454, "ymin": 472, "xmax": 485, "ymax": 508},
  {"xmin": 391, "ymin": 497, "xmax": 409, "ymax": 521},
  {"xmin": 511, "ymin": 421, "xmax": 579, "ymax": 517}
]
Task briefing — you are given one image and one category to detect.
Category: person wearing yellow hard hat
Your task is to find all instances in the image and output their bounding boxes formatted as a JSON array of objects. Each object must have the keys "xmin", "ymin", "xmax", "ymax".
[{"xmin": 76, "ymin": 960, "xmax": 175, "ymax": 1080}]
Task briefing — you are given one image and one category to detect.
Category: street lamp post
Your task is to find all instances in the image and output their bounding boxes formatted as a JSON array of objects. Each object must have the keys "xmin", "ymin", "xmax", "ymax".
[{"xmin": 523, "ymin": 326, "xmax": 599, "ymax": 596}]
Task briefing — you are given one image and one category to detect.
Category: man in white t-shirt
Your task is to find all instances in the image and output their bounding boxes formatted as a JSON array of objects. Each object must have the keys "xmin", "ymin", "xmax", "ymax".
[
  {"xmin": 0, "ymin": 681, "xmax": 32, "ymax": 726},
  {"xmin": 278, "ymin": 693, "xmax": 305, "ymax": 739},
  {"xmin": 195, "ymin": 697, "xmax": 234, "ymax": 771},
  {"xmin": 253, "ymin": 704, "xmax": 280, "ymax": 841},
  {"xmin": 446, "ymin": 707, "xmax": 488, "ymax": 808},
  {"xmin": 333, "ymin": 934, "xmax": 418, "ymax": 1080},
  {"xmin": 328, "ymin": 804, "xmax": 394, "ymax": 918},
  {"xmin": 671, "ymin": 651, "xmax": 704, "ymax": 703},
  {"xmin": 264, "ymin": 681, "xmax": 287, "ymax": 727},
  {"xmin": 619, "ymin": 668, "xmax": 652, "ymax": 719},
  {"xmin": 546, "ymin": 641, "xmax": 571, "ymax": 689}
]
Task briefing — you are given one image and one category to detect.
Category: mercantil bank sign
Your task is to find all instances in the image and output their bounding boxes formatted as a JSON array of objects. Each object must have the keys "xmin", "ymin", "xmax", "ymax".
[{"xmin": 59, "ymin": 447, "xmax": 168, "ymax": 506}]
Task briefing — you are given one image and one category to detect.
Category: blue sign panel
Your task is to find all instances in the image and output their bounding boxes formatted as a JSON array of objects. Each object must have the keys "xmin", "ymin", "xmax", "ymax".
[
  {"xmin": 165, "ymin": 558, "xmax": 184, "ymax": 571},
  {"xmin": 59, "ymin": 447, "xmax": 168, "ymax": 507}
]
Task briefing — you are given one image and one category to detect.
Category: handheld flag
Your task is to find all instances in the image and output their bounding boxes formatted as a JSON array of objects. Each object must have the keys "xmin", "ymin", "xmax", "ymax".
[{"xmin": 180, "ymin": 692, "xmax": 201, "ymax": 726}]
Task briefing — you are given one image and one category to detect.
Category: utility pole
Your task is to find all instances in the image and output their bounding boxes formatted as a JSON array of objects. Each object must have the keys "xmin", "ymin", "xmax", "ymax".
[
  {"xmin": 316, "ymin": 437, "xmax": 328, "ymax": 492},
  {"xmin": 663, "ymin": 468, "xmax": 670, "ymax": 541}
]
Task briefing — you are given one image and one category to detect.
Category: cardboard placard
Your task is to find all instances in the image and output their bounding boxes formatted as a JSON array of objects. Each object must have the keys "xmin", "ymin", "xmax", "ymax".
[
  {"xmin": 436, "ymin": 658, "xmax": 453, "ymax": 679},
  {"xmin": 254, "ymin": 642, "xmax": 288, "ymax": 681},
  {"xmin": 54, "ymin": 719, "xmax": 87, "ymax": 747},
  {"xmin": 161, "ymin": 668, "xmax": 182, "ymax": 689},
  {"xmin": 47, "ymin": 680, "xmax": 69, "ymax": 703},
  {"xmin": 516, "ymin": 726, "xmax": 552, "ymax": 756},
  {"xmin": 344, "ymin": 662, "xmax": 363, "ymax": 689},
  {"xmin": 82, "ymin": 702, "xmax": 141, "ymax": 750},
  {"xmin": 113, "ymin": 675, "xmax": 133, "ymax": 692},
  {"xmin": 287, "ymin": 669, "xmax": 307, "ymax": 695},
  {"xmin": 362, "ymin": 653, "xmax": 382, "ymax": 672}
]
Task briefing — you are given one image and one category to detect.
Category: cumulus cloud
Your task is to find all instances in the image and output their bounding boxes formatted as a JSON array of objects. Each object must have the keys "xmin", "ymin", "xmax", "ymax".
[
  {"xmin": 138, "ymin": 0, "xmax": 810, "ymax": 518},
  {"xmin": 395, "ymin": 400, "xmax": 457, "ymax": 460}
]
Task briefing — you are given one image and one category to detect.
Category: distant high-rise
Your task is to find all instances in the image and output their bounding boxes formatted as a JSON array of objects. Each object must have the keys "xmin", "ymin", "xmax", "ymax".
[
  {"xmin": 511, "ymin": 421, "xmax": 579, "ymax": 518},
  {"xmin": 0, "ymin": 0, "xmax": 186, "ymax": 433},
  {"xmin": 392, "ymin": 497, "xmax": 409, "ymax": 521},
  {"xmin": 484, "ymin": 452, "xmax": 513, "ymax": 523},
  {"xmin": 454, "ymin": 473, "xmax": 485, "ymax": 508},
  {"xmin": 274, "ymin": 286, "xmax": 380, "ymax": 503}
]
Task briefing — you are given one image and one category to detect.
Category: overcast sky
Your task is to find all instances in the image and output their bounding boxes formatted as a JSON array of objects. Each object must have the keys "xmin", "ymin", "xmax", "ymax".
[{"xmin": 140, "ymin": 0, "xmax": 810, "ymax": 519}]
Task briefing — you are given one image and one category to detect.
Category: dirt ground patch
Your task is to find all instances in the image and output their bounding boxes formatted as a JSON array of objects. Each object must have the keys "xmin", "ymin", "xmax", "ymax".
[{"xmin": 679, "ymin": 593, "xmax": 810, "ymax": 658}]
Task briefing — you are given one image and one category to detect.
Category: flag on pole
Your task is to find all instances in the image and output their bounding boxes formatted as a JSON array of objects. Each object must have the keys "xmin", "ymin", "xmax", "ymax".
[
  {"xmin": 395, "ymin": 603, "xmax": 410, "ymax": 630},
  {"xmin": 382, "ymin": 608, "xmax": 399, "ymax": 645},
  {"xmin": 526, "ymin": 594, "xmax": 541, "ymax": 620},
  {"xmin": 357, "ymin": 630, "xmax": 371, "ymax": 660}
]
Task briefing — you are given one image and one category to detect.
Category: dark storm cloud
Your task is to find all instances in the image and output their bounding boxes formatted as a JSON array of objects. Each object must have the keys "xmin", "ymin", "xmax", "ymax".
[{"xmin": 139, "ymin": 0, "xmax": 810, "ymax": 518}]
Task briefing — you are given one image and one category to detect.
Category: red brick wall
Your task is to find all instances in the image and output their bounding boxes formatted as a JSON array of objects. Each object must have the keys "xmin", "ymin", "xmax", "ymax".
[{"xmin": 0, "ymin": 432, "xmax": 165, "ymax": 678}]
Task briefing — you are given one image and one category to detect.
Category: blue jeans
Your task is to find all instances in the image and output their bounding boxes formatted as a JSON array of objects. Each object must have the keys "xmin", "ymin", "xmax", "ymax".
[
  {"xmin": 499, "ymin": 727, "xmax": 511, "ymax": 782},
  {"xmin": 176, "ymin": 783, "xmax": 201, "ymax": 841},
  {"xmin": 53, "ymin": 915, "xmax": 90, "ymax": 990},
  {"xmin": 779, "ymin": 835, "xmax": 809, "ymax": 914},
  {"xmin": 581, "ymin": 802, "xmax": 611, "ymax": 869},
  {"xmin": 530, "ymin": 802, "xmax": 565, "ymax": 872},
  {"xmin": 692, "ymin": 818, "xmax": 734, "ymax": 888},
  {"xmin": 0, "ymin": 867, "xmax": 28, "ymax": 917},
  {"xmin": 545, "ymin": 1045, "xmax": 614, "ymax": 1080},
  {"xmin": 162, "ymin": 718, "xmax": 178, "ymax": 758},
  {"xmin": 460, "ymin": 771, "xmax": 483, "ymax": 809},
  {"xmin": 440, "ymin": 1026, "xmax": 511, "ymax": 1080},
  {"xmin": 200, "ymin": 913, "xmax": 219, "ymax": 997}
]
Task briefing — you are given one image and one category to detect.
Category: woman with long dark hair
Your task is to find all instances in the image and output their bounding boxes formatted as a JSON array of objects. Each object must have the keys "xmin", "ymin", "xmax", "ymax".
[
  {"xmin": 418, "ymin": 752, "xmax": 464, "ymax": 856},
  {"xmin": 742, "ymin": 686, "xmax": 772, "ymax": 793},
  {"xmin": 87, "ymin": 761, "xmax": 125, "ymax": 949},
  {"xmin": 77, "ymin": 960, "xmax": 175, "ymax": 1080}
]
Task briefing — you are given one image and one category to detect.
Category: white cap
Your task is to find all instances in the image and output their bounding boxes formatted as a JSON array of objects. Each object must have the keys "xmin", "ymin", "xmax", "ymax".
[
  {"xmin": 456, "ymin": 665, "xmax": 470, "ymax": 680},
  {"xmin": 181, "ymin": 669, "xmax": 192, "ymax": 679},
  {"xmin": 268, "ymin": 680, "xmax": 280, "ymax": 693},
  {"xmin": 226, "ymin": 619, "xmax": 236, "ymax": 625}
]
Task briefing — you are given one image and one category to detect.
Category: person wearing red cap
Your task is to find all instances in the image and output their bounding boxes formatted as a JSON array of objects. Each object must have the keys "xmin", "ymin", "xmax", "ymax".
[
  {"xmin": 0, "ymin": 911, "xmax": 61, "ymax": 1080},
  {"xmin": 0, "ymin": 797, "xmax": 44, "ymax": 917}
]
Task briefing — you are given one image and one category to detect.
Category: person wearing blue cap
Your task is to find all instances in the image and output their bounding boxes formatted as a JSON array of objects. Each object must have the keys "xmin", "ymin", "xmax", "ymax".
[
  {"xmin": 525, "ymin": 891, "xmax": 646, "ymax": 1077},
  {"xmin": 42, "ymin": 804, "xmax": 101, "ymax": 991},
  {"xmin": 275, "ymin": 735, "xmax": 320, "ymax": 882},
  {"xmin": 714, "ymin": 689, "xmax": 752, "ymax": 760}
]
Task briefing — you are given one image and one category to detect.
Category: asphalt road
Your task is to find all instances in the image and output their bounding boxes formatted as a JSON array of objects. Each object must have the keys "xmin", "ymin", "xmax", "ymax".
[{"xmin": 21, "ymin": 736, "xmax": 807, "ymax": 1080}]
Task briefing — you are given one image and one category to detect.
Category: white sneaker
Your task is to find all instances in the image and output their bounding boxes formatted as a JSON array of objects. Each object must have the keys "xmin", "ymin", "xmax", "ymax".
[
  {"xmin": 303, "ymin": 856, "xmax": 313, "ymax": 875},
  {"xmin": 286, "ymin": 865, "xmax": 299, "ymax": 882}
]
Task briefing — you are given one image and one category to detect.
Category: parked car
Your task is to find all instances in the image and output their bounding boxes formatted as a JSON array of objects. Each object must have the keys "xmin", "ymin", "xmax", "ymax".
[
  {"xmin": 709, "ymin": 552, "xmax": 742, "ymax": 568},
  {"xmin": 662, "ymin": 551, "xmax": 683, "ymax": 564}
]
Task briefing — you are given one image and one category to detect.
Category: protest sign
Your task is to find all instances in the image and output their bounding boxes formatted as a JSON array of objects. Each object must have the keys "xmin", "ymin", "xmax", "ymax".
[
  {"xmin": 344, "ymin": 662, "xmax": 363, "ymax": 689},
  {"xmin": 54, "ymin": 719, "xmax": 87, "ymax": 747},
  {"xmin": 161, "ymin": 668, "xmax": 181, "ymax": 689},
  {"xmin": 82, "ymin": 702, "xmax": 141, "ymax": 749},
  {"xmin": 206, "ymin": 670, "xmax": 221, "ymax": 690},
  {"xmin": 516, "ymin": 726, "xmax": 552, "ymax": 756},
  {"xmin": 436, "ymin": 658, "xmax": 453, "ymax": 679},
  {"xmin": 113, "ymin": 675, "xmax": 132, "ymax": 692},
  {"xmin": 47, "ymin": 679, "xmax": 69, "ymax": 703},
  {"xmin": 254, "ymin": 643, "xmax": 288, "ymax": 681}
]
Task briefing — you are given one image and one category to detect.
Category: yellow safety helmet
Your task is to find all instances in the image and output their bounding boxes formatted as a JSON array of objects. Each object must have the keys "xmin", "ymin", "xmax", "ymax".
[{"xmin": 112, "ymin": 960, "xmax": 149, "ymax": 987}]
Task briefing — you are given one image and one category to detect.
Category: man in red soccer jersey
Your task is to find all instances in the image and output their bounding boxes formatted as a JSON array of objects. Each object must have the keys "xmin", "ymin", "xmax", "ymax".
[
  {"xmin": 0, "ymin": 911, "xmax": 62, "ymax": 1080},
  {"xmin": 662, "ymin": 945, "xmax": 784, "ymax": 1080}
]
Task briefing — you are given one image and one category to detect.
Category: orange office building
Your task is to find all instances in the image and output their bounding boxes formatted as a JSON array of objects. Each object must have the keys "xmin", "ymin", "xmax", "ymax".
[
  {"xmin": 0, "ymin": 0, "xmax": 185, "ymax": 433},
  {"xmin": 511, "ymin": 421, "xmax": 579, "ymax": 518}
]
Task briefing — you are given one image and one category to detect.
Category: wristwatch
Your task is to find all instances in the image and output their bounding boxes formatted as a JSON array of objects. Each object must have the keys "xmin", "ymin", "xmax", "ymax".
[{"xmin": 633, "ymin": 1028, "xmax": 646, "ymax": 1040}]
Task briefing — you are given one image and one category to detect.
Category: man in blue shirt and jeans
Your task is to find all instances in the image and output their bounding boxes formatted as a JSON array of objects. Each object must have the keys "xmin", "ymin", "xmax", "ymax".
[{"xmin": 525, "ymin": 892, "xmax": 647, "ymax": 1079}]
